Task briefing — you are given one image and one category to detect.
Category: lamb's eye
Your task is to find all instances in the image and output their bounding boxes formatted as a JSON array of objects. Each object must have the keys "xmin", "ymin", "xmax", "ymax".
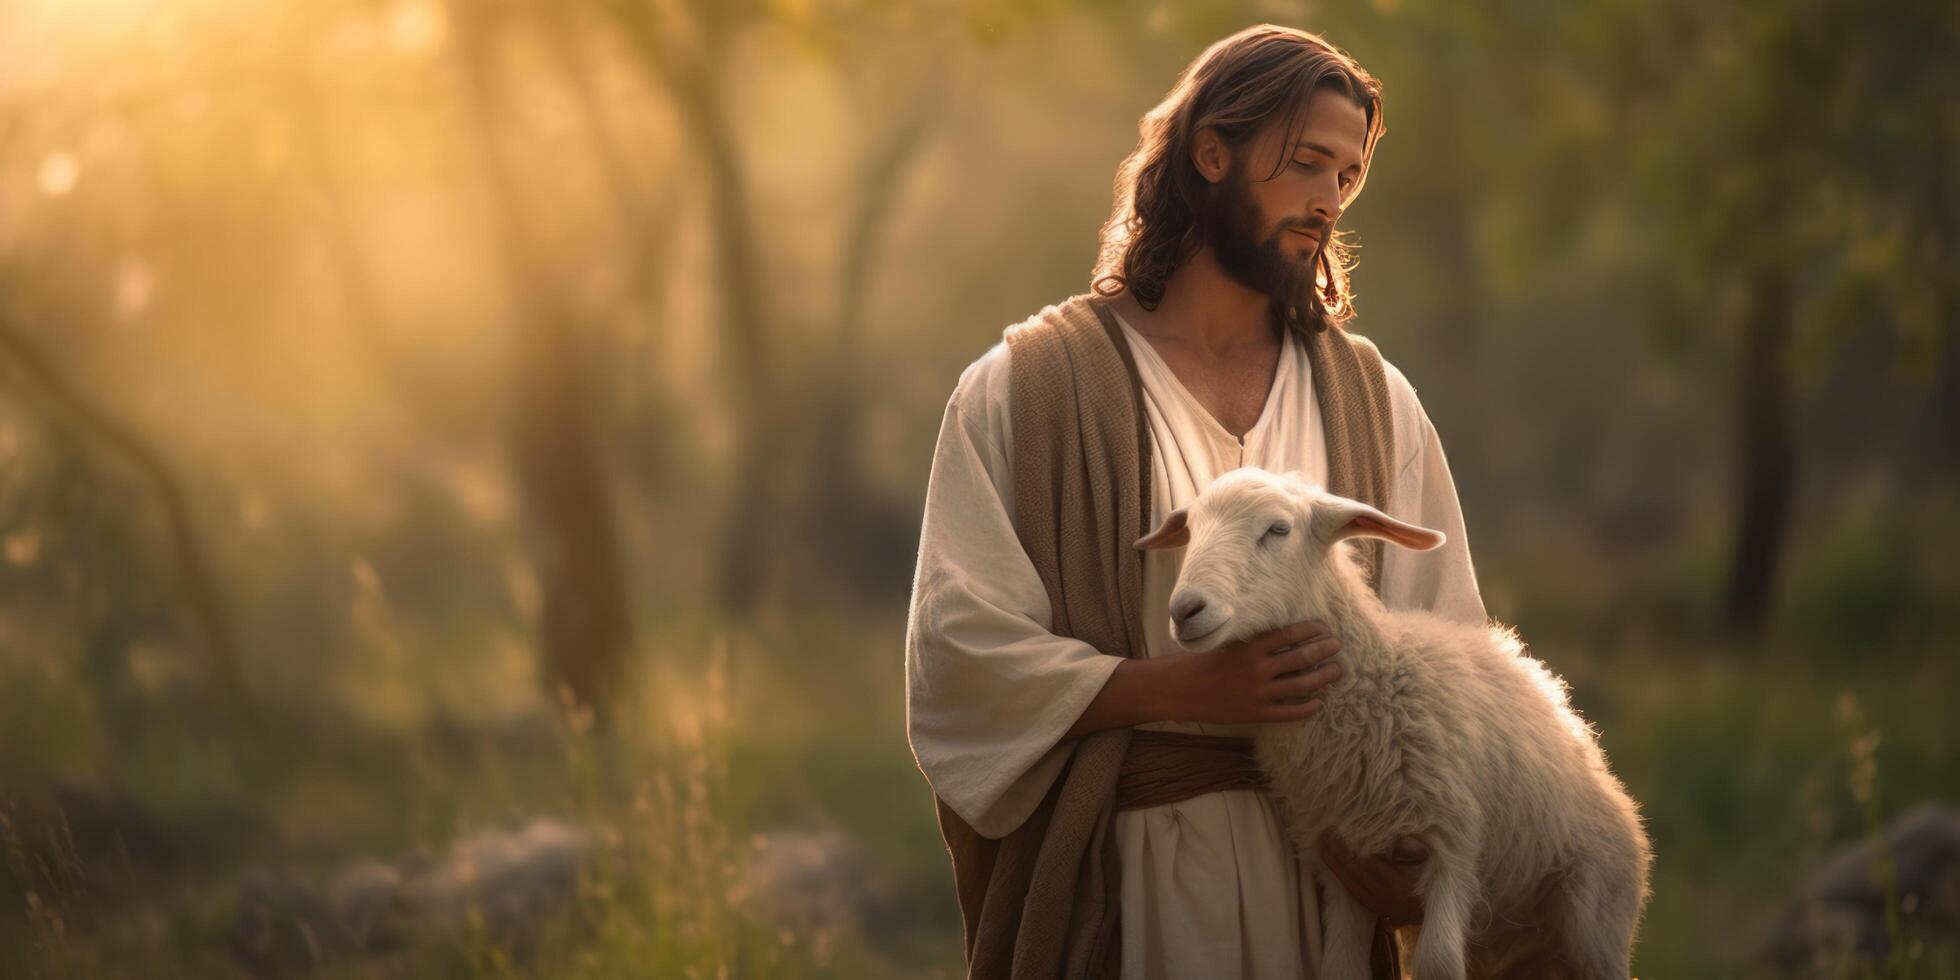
[{"xmin": 1265, "ymin": 522, "xmax": 1291, "ymax": 539}]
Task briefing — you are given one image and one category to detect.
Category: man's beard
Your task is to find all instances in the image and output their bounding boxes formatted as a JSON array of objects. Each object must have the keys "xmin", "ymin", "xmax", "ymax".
[{"xmin": 1192, "ymin": 163, "xmax": 1324, "ymax": 325}]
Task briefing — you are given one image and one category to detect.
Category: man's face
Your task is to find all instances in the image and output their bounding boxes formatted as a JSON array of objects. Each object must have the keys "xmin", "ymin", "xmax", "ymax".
[{"xmin": 1191, "ymin": 87, "xmax": 1370, "ymax": 305}]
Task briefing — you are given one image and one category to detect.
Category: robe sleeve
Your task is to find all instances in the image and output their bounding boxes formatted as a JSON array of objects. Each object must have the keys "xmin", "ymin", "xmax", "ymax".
[
  {"xmin": 1378, "ymin": 385, "xmax": 1490, "ymax": 627},
  {"xmin": 904, "ymin": 348, "xmax": 1123, "ymax": 839}
]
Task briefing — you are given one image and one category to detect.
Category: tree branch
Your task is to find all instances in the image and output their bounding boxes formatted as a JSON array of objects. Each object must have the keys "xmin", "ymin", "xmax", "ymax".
[{"xmin": 0, "ymin": 303, "xmax": 261, "ymax": 732}]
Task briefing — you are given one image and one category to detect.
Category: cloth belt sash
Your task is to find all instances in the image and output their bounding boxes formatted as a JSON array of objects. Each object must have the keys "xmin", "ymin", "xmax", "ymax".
[{"xmin": 1113, "ymin": 731, "xmax": 1267, "ymax": 812}]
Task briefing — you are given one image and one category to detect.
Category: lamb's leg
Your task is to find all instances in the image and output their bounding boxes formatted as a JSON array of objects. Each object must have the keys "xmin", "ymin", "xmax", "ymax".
[
  {"xmin": 1408, "ymin": 863, "xmax": 1474, "ymax": 980},
  {"xmin": 1317, "ymin": 865, "xmax": 1376, "ymax": 980},
  {"xmin": 1557, "ymin": 859, "xmax": 1640, "ymax": 980}
]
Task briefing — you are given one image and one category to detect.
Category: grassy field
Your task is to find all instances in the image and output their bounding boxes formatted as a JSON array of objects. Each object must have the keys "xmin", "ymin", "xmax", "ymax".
[{"xmin": 4, "ymin": 504, "xmax": 1958, "ymax": 978}]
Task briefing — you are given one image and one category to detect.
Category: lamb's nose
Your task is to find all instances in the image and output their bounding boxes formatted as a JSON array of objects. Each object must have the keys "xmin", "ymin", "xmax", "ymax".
[{"xmin": 1170, "ymin": 593, "xmax": 1207, "ymax": 625}]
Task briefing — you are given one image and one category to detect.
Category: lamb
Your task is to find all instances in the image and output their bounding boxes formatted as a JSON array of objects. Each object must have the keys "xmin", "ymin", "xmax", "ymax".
[{"xmin": 1134, "ymin": 467, "xmax": 1652, "ymax": 979}]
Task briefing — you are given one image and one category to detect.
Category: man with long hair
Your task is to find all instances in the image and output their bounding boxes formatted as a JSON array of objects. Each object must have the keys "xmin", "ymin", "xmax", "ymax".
[{"xmin": 906, "ymin": 25, "xmax": 1486, "ymax": 978}]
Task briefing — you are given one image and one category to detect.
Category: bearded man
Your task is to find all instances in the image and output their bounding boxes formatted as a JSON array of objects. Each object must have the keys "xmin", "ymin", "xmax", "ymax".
[{"xmin": 905, "ymin": 24, "xmax": 1487, "ymax": 980}]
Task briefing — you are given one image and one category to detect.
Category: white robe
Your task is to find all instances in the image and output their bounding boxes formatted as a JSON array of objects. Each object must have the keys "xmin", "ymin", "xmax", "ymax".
[{"xmin": 905, "ymin": 309, "xmax": 1489, "ymax": 979}]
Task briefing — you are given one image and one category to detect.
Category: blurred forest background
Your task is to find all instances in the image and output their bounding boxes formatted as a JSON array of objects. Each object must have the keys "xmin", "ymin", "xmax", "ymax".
[{"xmin": 1, "ymin": 0, "xmax": 1956, "ymax": 976}]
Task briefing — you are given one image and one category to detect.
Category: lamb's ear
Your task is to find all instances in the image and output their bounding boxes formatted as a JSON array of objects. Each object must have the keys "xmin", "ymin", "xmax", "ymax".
[
  {"xmin": 1135, "ymin": 508, "xmax": 1190, "ymax": 550},
  {"xmin": 1315, "ymin": 498, "xmax": 1446, "ymax": 551}
]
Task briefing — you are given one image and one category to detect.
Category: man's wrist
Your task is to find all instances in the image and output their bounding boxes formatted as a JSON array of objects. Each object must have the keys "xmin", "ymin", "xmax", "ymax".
[
  {"xmin": 1065, "ymin": 655, "xmax": 1189, "ymax": 740},
  {"xmin": 1134, "ymin": 655, "xmax": 1186, "ymax": 725}
]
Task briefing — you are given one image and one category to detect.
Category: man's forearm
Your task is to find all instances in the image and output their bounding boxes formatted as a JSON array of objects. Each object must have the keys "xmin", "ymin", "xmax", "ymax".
[{"xmin": 1063, "ymin": 658, "xmax": 1180, "ymax": 739}]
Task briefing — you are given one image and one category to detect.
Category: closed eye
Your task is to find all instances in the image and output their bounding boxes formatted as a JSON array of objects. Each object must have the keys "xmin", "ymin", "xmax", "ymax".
[
  {"xmin": 1263, "ymin": 521, "xmax": 1291, "ymax": 540},
  {"xmin": 1295, "ymin": 160, "xmax": 1358, "ymax": 193}
]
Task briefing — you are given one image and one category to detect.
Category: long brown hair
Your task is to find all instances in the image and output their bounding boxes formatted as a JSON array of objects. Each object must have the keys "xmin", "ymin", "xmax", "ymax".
[{"xmin": 1092, "ymin": 25, "xmax": 1386, "ymax": 334}]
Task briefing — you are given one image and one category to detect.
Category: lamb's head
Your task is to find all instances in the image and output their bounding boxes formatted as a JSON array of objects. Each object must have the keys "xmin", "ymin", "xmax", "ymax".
[{"xmin": 1134, "ymin": 468, "xmax": 1447, "ymax": 651}]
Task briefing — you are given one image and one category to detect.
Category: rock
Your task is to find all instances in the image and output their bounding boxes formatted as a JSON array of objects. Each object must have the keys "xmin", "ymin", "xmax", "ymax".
[
  {"xmin": 401, "ymin": 817, "xmax": 593, "ymax": 947},
  {"xmin": 1762, "ymin": 802, "xmax": 1960, "ymax": 973},
  {"xmin": 228, "ymin": 866, "xmax": 338, "ymax": 975},
  {"xmin": 737, "ymin": 826, "xmax": 965, "ymax": 968},
  {"xmin": 326, "ymin": 859, "xmax": 405, "ymax": 952},
  {"xmin": 739, "ymin": 827, "xmax": 872, "ymax": 937},
  {"xmin": 0, "ymin": 773, "xmax": 279, "ymax": 889},
  {"xmin": 225, "ymin": 817, "xmax": 594, "ymax": 974},
  {"xmin": 1, "ymin": 775, "xmax": 180, "ymax": 875}
]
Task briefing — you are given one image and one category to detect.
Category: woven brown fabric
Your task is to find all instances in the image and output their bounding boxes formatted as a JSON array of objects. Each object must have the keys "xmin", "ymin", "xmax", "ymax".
[
  {"xmin": 930, "ymin": 293, "xmax": 1398, "ymax": 979},
  {"xmin": 1114, "ymin": 731, "xmax": 1268, "ymax": 812},
  {"xmin": 1300, "ymin": 321, "xmax": 1396, "ymax": 592}
]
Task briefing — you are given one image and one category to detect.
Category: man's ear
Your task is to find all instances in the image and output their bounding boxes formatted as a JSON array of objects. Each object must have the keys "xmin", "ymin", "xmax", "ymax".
[
  {"xmin": 1313, "ymin": 498, "xmax": 1445, "ymax": 552},
  {"xmin": 1191, "ymin": 127, "xmax": 1230, "ymax": 184},
  {"xmin": 1135, "ymin": 508, "xmax": 1190, "ymax": 550}
]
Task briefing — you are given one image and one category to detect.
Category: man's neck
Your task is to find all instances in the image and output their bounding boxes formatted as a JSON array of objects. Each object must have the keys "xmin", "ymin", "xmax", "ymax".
[{"xmin": 1119, "ymin": 244, "xmax": 1278, "ymax": 358}]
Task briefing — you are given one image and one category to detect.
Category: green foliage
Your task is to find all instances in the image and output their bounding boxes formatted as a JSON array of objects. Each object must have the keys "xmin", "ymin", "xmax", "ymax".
[
  {"xmin": 1783, "ymin": 495, "xmax": 1935, "ymax": 658},
  {"xmin": 1602, "ymin": 0, "xmax": 1958, "ymax": 367}
]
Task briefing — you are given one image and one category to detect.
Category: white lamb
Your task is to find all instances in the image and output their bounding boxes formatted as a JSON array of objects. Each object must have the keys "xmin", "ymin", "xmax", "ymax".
[{"xmin": 1135, "ymin": 467, "xmax": 1652, "ymax": 979}]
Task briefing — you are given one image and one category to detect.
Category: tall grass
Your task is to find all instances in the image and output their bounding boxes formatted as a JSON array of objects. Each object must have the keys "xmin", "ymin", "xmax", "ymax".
[{"xmin": 3, "ymin": 629, "xmax": 925, "ymax": 978}]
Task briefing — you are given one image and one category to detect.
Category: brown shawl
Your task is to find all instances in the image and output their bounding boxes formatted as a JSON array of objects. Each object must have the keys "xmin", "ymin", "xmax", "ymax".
[{"xmin": 932, "ymin": 292, "xmax": 1397, "ymax": 978}]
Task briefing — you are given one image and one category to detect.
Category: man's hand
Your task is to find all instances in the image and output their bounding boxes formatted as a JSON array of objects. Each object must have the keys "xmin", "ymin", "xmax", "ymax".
[
  {"xmin": 1318, "ymin": 833, "xmax": 1427, "ymax": 926},
  {"xmin": 1061, "ymin": 620, "xmax": 1342, "ymax": 739},
  {"xmin": 1164, "ymin": 620, "xmax": 1343, "ymax": 725}
]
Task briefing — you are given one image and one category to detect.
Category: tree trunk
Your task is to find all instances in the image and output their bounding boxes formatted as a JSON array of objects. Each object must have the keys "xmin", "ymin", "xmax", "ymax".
[
  {"xmin": 802, "ymin": 105, "xmax": 940, "ymax": 594},
  {"xmin": 686, "ymin": 96, "xmax": 781, "ymax": 615},
  {"xmin": 448, "ymin": 0, "xmax": 632, "ymax": 714},
  {"xmin": 602, "ymin": 4, "xmax": 782, "ymax": 615},
  {"xmin": 1721, "ymin": 267, "xmax": 1795, "ymax": 637},
  {"xmin": 537, "ymin": 5, "xmax": 685, "ymax": 497},
  {"xmin": 827, "ymin": 106, "xmax": 937, "ymax": 442}
]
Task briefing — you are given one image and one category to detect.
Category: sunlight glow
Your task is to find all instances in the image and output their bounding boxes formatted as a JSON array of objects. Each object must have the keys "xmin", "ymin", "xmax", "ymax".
[
  {"xmin": 37, "ymin": 151, "xmax": 79, "ymax": 197},
  {"xmin": 385, "ymin": 0, "xmax": 446, "ymax": 56},
  {"xmin": 113, "ymin": 256, "xmax": 154, "ymax": 318},
  {"xmin": 3, "ymin": 529, "xmax": 41, "ymax": 568}
]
